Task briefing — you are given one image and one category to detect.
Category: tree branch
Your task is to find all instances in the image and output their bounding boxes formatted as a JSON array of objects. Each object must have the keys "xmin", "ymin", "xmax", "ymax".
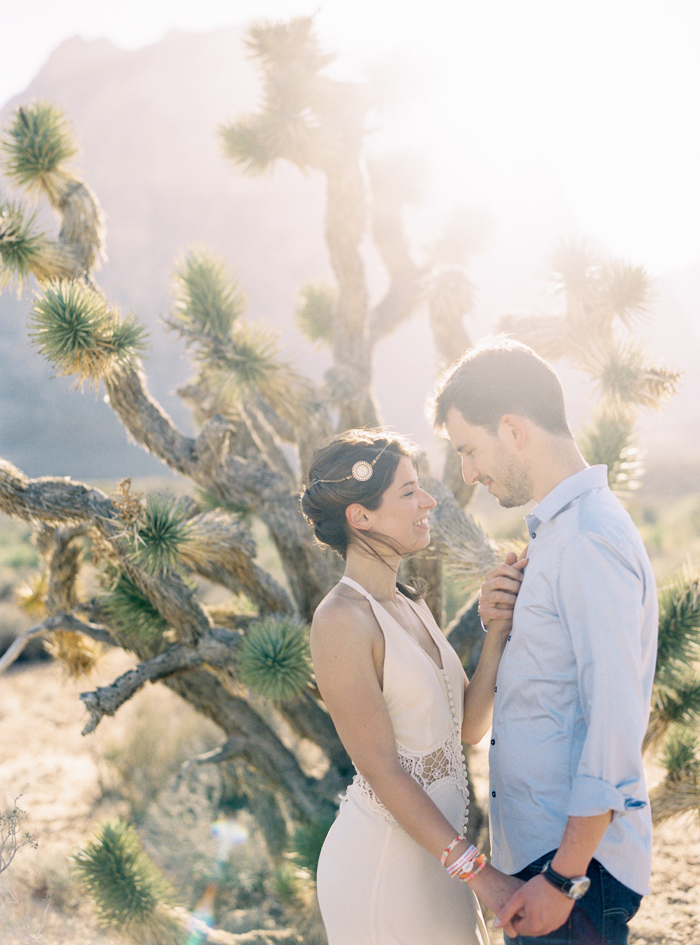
[
  {"xmin": 104, "ymin": 366, "xmax": 197, "ymax": 473},
  {"xmin": 423, "ymin": 476, "xmax": 502, "ymax": 595},
  {"xmin": 0, "ymin": 613, "xmax": 114, "ymax": 675},
  {"xmin": 0, "ymin": 459, "xmax": 212, "ymax": 643},
  {"xmin": 79, "ymin": 627, "xmax": 244, "ymax": 733}
]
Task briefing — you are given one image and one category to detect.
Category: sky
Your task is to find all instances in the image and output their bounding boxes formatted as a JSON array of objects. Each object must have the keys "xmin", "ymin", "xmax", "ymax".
[{"xmin": 2, "ymin": 0, "xmax": 700, "ymax": 276}]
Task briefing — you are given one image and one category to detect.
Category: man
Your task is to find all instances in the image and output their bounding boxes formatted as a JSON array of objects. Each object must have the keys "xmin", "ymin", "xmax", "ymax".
[{"xmin": 432, "ymin": 336, "xmax": 658, "ymax": 944}]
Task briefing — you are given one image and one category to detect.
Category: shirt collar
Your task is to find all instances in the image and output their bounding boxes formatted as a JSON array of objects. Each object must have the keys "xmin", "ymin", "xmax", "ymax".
[{"xmin": 527, "ymin": 465, "xmax": 609, "ymax": 526}]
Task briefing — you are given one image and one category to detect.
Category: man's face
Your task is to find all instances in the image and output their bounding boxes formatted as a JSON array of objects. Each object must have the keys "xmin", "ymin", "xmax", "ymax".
[{"xmin": 444, "ymin": 407, "xmax": 533, "ymax": 508}]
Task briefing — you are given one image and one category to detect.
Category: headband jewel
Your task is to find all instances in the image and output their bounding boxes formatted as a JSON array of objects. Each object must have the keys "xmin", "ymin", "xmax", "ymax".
[{"xmin": 310, "ymin": 442, "xmax": 390, "ymax": 486}]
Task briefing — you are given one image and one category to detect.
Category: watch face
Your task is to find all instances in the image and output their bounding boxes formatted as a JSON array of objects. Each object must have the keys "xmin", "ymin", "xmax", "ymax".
[{"xmin": 568, "ymin": 877, "xmax": 591, "ymax": 900}]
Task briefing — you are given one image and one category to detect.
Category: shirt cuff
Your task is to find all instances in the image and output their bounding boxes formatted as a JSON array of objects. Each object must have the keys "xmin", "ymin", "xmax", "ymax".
[{"xmin": 568, "ymin": 775, "xmax": 648, "ymax": 818}]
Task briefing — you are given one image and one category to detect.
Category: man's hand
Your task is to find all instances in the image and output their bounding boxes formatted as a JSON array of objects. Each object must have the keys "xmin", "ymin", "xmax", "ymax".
[{"xmin": 494, "ymin": 874, "xmax": 575, "ymax": 938}]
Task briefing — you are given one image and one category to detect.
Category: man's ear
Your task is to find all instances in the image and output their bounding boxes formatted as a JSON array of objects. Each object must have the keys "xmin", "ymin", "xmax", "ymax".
[
  {"xmin": 498, "ymin": 414, "xmax": 528, "ymax": 450},
  {"xmin": 346, "ymin": 503, "xmax": 372, "ymax": 531}
]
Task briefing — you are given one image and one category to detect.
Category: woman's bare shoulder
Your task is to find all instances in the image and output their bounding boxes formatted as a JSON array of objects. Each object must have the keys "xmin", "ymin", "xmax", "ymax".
[
  {"xmin": 313, "ymin": 584, "xmax": 374, "ymax": 627},
  {"xmin": 312, "ymin": 584, "xmax": 379, "ymax": 642}
]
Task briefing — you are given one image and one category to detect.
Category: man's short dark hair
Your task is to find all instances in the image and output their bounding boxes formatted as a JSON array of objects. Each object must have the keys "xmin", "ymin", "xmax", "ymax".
[{"xmin": 431, "ymin": 335, "xmax": 572, "ymax": 436}]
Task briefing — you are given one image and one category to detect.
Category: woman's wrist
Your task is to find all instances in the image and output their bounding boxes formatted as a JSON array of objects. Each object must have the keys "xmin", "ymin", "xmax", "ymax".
[{"xmin": 441, "ymin": 837, "xmax": 487, "ymax": 882}]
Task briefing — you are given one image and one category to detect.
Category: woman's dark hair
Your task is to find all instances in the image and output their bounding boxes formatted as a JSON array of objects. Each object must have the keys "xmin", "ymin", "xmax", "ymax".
[{"xmin": 301, "ymin": 429, "xmax": 422, "ymax": 599}]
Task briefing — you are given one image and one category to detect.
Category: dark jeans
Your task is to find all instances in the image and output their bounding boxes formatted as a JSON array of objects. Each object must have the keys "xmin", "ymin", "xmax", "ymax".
[{"xmin": 504, "ymin": 850, "xmax": 643, "ymax": 945}]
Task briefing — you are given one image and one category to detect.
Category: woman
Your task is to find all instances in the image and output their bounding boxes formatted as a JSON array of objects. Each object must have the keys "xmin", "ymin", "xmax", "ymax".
[{"xmin": 301, "ymin": 429, "xmax": 526, "ymax": 945}]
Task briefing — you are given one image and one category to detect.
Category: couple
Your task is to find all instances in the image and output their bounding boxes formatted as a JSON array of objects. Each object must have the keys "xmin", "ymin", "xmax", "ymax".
[{"xmin": 300, "ymin": 338, "xmax": 657, "ymax": 945}]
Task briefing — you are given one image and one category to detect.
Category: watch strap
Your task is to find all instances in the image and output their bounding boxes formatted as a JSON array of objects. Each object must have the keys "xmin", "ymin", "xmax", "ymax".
[{"xmin": 541, "ymin": 860, "xmax": 591, "ymax": 900}]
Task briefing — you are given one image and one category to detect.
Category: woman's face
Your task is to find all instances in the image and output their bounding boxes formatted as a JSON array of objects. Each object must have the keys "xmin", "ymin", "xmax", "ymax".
[{"xmin": 358, "ymin": 455, "xmax": 436, "ymax": 555}]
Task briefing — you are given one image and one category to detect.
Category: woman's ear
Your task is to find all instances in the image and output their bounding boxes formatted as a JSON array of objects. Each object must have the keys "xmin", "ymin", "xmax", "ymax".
[{"xmin": 346, "ymin": 503, "xmax": 372, "ymax": 531}]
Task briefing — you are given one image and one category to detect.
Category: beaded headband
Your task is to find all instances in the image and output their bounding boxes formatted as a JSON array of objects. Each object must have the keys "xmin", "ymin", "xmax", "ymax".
[{"xmin": 310, "ymin": 442, "xmax": 390, "ymax": 486}]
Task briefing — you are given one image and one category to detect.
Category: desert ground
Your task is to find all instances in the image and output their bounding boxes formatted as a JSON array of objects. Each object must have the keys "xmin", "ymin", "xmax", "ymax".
[{"xmin": 1, "ymin": 650, "xmax": 699, "ymax": 944}]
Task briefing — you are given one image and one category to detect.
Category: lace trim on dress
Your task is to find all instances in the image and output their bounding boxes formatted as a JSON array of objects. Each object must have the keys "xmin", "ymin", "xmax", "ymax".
[{"xmin": 349, "ymin": 725, "xmax": 471, "ymax": 830}]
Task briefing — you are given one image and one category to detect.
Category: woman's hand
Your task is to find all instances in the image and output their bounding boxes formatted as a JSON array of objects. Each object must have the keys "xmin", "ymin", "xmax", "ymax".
[
  {"xmin": 469, "ymin": 863, "xmax": 525, "ymax": 917},
  {"xmin": 478, "ymin": 547, "xmax": 528, "ymax": 634}
]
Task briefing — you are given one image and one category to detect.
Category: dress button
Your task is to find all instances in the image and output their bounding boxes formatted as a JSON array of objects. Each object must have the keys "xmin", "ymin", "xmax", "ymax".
[
  {"xmin": 492, "ymin": 791, "xmax": 496, "ymax": 798},
  {"xmin": 490, "ymin": 738, "xmax": 495, "ymax": 745},
  {"xmin": 531, "ymin": 532, "xmax": 536, "ymax": 539},
  {"xmin": 494, "ymin": 686, "xmax": 497, "ymax": 693},
  {"xmin": 507, "ymin": 634, "xmax": 511, "ymax": 641}
]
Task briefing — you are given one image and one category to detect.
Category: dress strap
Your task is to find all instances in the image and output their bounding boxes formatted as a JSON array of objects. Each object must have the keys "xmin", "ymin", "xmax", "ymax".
[{"xmin": 339, "ymin": 575, "xmax": 374, "ymax": 601}]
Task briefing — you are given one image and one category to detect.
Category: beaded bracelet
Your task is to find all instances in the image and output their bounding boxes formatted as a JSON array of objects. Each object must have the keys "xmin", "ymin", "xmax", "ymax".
[
  {"xmin": 452, "ymin": 851, "xmax": 487, "ymax": 883},
  {"xmin": 440, "ymin": 834, "xmax": 466, "ymax": 867},
  {"xmin": 446, "ymin": 844, "xmax": 479, "ymax": 877}
]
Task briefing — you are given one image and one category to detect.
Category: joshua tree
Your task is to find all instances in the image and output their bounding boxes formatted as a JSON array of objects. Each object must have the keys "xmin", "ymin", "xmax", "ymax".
[
  {"xmin": 0, "ymin": 19, "xmax": 497, "ymax": 853},
  {"xmin": 0, "ymin": 22, "xmax": 698, "ymax": 919}
]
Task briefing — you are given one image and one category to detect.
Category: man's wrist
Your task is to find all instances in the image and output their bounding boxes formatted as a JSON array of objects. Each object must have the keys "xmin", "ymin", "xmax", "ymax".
[{"xmin": 540, "ymin": 861, "xmax": 591, "ymax": 900}]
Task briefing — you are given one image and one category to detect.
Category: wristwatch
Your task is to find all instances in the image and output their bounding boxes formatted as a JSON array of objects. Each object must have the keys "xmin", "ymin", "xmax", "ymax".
[{"xmin": 541, "ymin": 861, "xmax": 591, "ymax": 900}]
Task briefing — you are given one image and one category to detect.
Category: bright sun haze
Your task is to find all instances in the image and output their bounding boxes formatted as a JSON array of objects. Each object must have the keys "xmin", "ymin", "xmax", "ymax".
[{"xmin": 2, "ymin": 0, "xmax": 700, "ymax": 274}]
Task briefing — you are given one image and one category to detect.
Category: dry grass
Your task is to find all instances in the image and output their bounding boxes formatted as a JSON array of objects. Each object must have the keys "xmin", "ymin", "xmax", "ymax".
[{"xmin": 1, "ymin": 651, "xmax": 698, "ymax": 944}]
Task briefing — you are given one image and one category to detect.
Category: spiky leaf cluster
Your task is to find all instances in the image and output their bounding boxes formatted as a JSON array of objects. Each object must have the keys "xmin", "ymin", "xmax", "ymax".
[
  {"xmin": 245, "ymin": 16, "xmax": 333, "ymax": 73},
  {"xmin": 662, "ymin": 727, "xmax": 700, "ymax": 784},
  {"xmin": 0, "ymin": 201, "xmax": 53, "ymax": 289},
  {"xmin": 220, "ymin": 17, "xmax": 341, "ymax": 174},
  {"xmin": 44, "ymin": 630, "xmax": 103, "ymax": 679},
  {"xmin": 30, "ymin": 280, "xmax": 147, "ymax": 386},
  {"xmin": 102, "ymin": 575, "xmax": 168, "ymax": 647},
  {"xmin": 289, "ymin": 814, "xmax": 335, "ymax": 877},
  {"xmin": 577, "ymin": 412, "xmax": 643, "ymax": 495},
  {"xmin": 73, "ymin": 820, "xmax": 183, "ymax": 943},
  {"xmin": 1, "ymin": 102, "xmax": 78, "ymax": 207},
  {"xmin": 296, "ymin": 280, "xmax": 335, "ymax": 342},
  {"xmin": 210, "ymin": 321, "xmax": 279, "ymax": 390},
  {"xmin": 645, "ymin": 573, "xmax": 700, "ymax": 753},
  {"xmin": 590, "ymin": 341, "xmax": 682, "ymax": 417},
  {"xmin": 546, "ymin": 238, "xmax": 654, "ymax": 331},
  {"xmin": 657, "ymin": 573, "xmax": 700, "ymax": 669},
  {"xmin": 238, "ymin": 616, "xmax": 311, "ymax": 704},
  {"xmin": 170, "ymin": 248, "xmax": 246, "ymax": 342},
  {"xmin": 133, "ymin": 494, "xmax": 193, "ymax": 574},
  {"xmin": 169, "ymin": 249, "xmax": 281, "ymax": 405}
]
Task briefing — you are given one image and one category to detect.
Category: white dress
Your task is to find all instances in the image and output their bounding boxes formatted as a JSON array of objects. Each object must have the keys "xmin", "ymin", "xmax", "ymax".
[{"xmin": 316, "ymin": 576, "xmax": 488, "ymax": 945}]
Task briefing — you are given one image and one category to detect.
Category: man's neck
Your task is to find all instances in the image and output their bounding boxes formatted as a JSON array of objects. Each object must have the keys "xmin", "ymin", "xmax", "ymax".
[{"xmin": 529, "ymin": 437, "xmax": 588, "ymax": 504}]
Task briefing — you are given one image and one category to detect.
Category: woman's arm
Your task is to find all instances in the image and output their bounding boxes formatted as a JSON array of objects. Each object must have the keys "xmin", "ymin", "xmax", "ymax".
[
  {"xmin": 461, "ymin": 549, "xmax": 527, "ymax": 744},
  {"xmin": 311, "ymin": 594, "xmax": 523, "ymax": 915}
]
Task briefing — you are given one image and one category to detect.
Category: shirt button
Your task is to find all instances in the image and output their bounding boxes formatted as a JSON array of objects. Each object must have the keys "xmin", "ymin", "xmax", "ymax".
[
  {"xmin": 507, "ymin": 634, "xmax": 511, "ymax": 641},
  {"xmin": 494, "ymin": 686, "xmax": 497, "ymax": 693},
  {"xmin": 531, "ymin": 532, "xmax": 536, "ymax": 539},
  {"xmin": 491, "ymin": 791, "xmax": 496, "ymax": 798},
  {"xmin": 490, "ymin": 738, "xmax": 495, "ymax": 745}
]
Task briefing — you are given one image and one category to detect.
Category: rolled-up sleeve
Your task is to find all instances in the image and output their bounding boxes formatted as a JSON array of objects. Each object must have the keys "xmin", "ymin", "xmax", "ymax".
[{"xmin": 556, "ymin": 532, "xmax": 651, "ymax": 818}]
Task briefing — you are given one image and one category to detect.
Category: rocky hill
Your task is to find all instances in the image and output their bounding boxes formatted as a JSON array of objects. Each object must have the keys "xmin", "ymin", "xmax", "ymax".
[{"xmin": 1, "ymin": 28, "xmax": 698, "ymax": 480}]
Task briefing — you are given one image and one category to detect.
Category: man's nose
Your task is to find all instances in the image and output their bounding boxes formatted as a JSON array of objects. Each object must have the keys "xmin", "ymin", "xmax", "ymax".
[{"xmin": 461, "ymin": 457, "xmax": 479, "ymax": 485}]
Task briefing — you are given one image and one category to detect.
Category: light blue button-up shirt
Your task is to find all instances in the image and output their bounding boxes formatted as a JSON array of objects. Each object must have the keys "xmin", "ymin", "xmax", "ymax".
[{"xmin": 488, "ymin": 465, "xmax": 658, "ymax": 895}]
